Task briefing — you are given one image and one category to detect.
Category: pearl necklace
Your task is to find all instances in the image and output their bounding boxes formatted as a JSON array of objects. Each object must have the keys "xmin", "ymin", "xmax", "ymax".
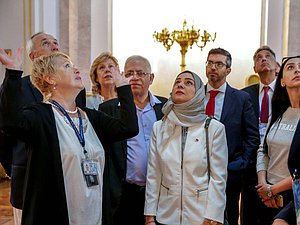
[
  {"xmin": 65, "ymin": 107, "xmax": 78, "ymax": 114},
  {"xmin": 49, "ymin": 101, "xmax": 78, "ymax": 114}
]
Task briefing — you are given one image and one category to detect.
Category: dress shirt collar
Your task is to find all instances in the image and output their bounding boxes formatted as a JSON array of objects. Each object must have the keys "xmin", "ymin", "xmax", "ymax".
[
  {"xmin": 206, "ymin": 82, "xmax": 227, "ymax": 94},
  {"xmin": 118, "ymin": 91, "xmax": 161, "ymax": 107},
  {"xmin": 148, "ymin": 91, "xmax": 162, "ymax": 107},
  {"xmin": 259, "ymin": 78, "xmax": 277, "ymax": 93}
]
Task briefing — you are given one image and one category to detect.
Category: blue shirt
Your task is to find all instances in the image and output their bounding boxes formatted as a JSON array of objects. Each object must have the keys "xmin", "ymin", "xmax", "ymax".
[{"xmin": 126, "ymin": 92, "xmax": 162, "ymax": 186}]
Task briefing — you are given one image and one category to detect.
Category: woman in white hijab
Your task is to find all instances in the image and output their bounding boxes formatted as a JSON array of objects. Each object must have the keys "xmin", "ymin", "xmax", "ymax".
[{"xmin": 144, "ymin": 70, "xmax": 228, "ymax": 225}]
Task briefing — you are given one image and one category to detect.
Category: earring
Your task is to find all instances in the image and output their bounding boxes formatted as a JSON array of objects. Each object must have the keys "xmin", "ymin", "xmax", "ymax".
[
  {"xmin": 53, "ymin": 83, "xmax": 57, "ymax": 90},
  {"xmin": 281, "ymin": 83, "xmax": 285, "ymax": 87}
]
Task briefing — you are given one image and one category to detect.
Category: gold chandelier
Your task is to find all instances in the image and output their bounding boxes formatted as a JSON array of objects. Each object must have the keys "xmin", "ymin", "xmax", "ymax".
[{"xmin": 153, "ymin": 20, "xmax": 216, "ymax": 71}]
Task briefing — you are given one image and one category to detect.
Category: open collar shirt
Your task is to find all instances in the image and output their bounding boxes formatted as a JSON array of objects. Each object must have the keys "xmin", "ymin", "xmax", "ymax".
[{"xmin": 126, "ymin": 92, "xmax": 162, "ymax": 186}]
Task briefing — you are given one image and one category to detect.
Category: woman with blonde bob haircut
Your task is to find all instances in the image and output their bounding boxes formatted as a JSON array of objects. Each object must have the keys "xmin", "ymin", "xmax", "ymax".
[
  {"xmin": 0, "ymin": 51, "xmax": 138, "ymax": 225},
  {"xmin": 144, "ymin": 70, "xmax": 228, "ymax": 225},
  {"xmin": 31, "ymin": 52, "xmax": 71, "ymax": 99},
  {"xmin": 87, "ymin": 52, "xmax": 120, "ymax": 109}
]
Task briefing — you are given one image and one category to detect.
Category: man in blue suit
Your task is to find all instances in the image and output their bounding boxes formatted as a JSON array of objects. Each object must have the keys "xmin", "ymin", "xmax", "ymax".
[{"xmin": 204, "ymin": 48, "xmax": 260, "ymax": 225}]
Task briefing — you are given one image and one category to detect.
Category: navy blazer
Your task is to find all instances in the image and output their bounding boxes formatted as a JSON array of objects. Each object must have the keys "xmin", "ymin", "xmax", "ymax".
[
  {"xmin": 220, "ymin": 84, "xmax": 260, "ymax": 173},
  {"xmin": 242, "ymin": 84, "xmax": 260, "ymax": 125}
]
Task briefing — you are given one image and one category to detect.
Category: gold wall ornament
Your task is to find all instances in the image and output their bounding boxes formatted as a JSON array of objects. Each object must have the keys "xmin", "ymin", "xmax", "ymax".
[{"xmin": 153, "ymin": 20, "xmax": 216, "ymax": 71}]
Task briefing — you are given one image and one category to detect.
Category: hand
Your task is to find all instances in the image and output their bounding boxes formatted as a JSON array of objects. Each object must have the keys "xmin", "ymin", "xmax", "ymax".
[
  {"xmin": 201, "ymin": 219, "xmax": 221, "ymax": 225},
  {"xmin": 256, "ymin": 183, "xmax": 270, "ymax": 201},
  {"xmin": 201, "ymin": 220, "xmax": 211, "ymax": 225},
  {"xmin": 145, "ymin": 216, "xmax": 155, "ymax": 225},
  {"xmin": 113, "ymin": 66, "xmax": 129, "ymax": 87},
  {"xmin": 263, "ymin": 197, "xmax": 279, "ymax": 208},
  {"xmin": 0, "ymin": 47, "xmax": 23, "ymax": 70}
]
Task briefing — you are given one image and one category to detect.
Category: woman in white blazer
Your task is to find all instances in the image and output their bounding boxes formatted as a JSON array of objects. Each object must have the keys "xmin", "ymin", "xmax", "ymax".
[{"xmin": 144, "ymin": 70, "xmax": 228, "ymax": 225}]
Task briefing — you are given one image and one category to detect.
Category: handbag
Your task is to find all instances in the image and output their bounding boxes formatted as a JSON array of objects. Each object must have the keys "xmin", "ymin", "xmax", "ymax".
[{"xmin": 205, "ymin": 117, "xmax": 230, "ymax": 225}]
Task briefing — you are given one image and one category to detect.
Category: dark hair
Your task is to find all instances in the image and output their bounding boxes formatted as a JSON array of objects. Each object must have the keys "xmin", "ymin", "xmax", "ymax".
[
  {"xmin": 263, "ymin": 57, "xmax": 291, "ymax": 152},
  {"xmin": 207, "ymin": 48, "xmax": 232, "ymax": 68},
  {"xmin": 253, "ymin": 45, "xmax": 276, "ymax": 61}
]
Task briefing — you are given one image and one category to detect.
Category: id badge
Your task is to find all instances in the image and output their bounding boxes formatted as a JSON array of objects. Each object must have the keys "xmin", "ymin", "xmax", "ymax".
[{"xmin": 81, "ymin": 160, "xmax": 99, "ymax": 187}]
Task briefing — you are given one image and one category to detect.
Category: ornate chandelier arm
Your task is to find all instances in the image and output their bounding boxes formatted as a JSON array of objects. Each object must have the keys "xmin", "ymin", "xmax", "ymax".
[
  {"xmin": 196, "ymin": 30, "xmax": 217, "ymax": 50},
  {"xmin": 153, "ymin": 29, "xmax": 174, "ymax": 51}
]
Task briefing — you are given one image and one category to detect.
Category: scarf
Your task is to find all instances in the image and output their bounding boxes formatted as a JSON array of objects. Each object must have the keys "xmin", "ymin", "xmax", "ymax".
[{"xmin": 161, "ymin": 70, "xmax": 207, "ymax": 146}]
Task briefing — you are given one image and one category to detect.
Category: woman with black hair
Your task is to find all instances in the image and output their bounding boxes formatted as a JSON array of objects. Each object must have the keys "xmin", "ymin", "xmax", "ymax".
[
  {"xmin": 256, "ymin": 55, "xmax": 300, "ymax": 225},
  {"xmin": 272, "ymin": 118, "xmax": 300, "ymax": 225}
]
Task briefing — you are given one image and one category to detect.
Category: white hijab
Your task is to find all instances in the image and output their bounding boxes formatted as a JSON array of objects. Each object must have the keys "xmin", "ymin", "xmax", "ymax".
[{"xmin": 161, "ymin": 70, "xmax": 207, "ymax": 145}]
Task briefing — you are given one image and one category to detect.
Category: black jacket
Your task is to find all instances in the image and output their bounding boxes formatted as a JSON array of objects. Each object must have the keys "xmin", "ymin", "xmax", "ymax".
[
  {"xmin": 0, "ymin": 73, "xmax": 86, "ymax": 209},
  {"xmin": 0, "ymin": 69, "xmax": 138, "ymax": 225},
  {"xmin": 288, "ymin": 119, "xmax": 300, "ymax": 176},
  {"xmin": 98, "ymin": 95, "xmax": 167, "ymax": 225},
  {"xmin": 242, "ymin": 84, "xmax": 260, "ymax": 125}
]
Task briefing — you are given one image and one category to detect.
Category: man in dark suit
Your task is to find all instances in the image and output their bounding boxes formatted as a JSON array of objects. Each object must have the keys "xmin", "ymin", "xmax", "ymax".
[
  {"xmin": 204, "ymin": 48, "xmax": 260, "ymax": 225},
  {"xmin": 0, "ymin": 32, "xmax": 85, "ymax": 224},
  {"xmin": 242, "ymin": 46, "xmax": 277, "ymax": 225},
  {"xmin": 99, "ymin": 55, "xmax": 167, "ymax": 225}
]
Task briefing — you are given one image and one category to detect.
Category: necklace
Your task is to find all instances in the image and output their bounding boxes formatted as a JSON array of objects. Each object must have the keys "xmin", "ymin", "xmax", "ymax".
[
  {"xmin": 49, "ymin": 100, "xmax": 78, "ymax": 114},
  {"xmin": 65, "ymin": 107, "xmax": 78, "ymax": 114}
]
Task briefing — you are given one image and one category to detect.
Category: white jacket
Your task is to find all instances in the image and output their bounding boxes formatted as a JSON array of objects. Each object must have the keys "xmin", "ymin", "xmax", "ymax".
[{"xmin": 144, "ymin": 119, "xmax": 228, "ymax": 225}]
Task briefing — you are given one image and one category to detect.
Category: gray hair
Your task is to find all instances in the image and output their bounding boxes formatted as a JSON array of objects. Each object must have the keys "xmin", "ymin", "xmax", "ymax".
[
  {"xmin": 124, "ymin": 55, "xmax": 151, "ymax": 72},
  {"xmin": 253, "ymin": 45, "xmax": 276, "ymax": 61},
  {"xmin": 26, "ymin": 32, "xmax": 47, "ymax": 56}
]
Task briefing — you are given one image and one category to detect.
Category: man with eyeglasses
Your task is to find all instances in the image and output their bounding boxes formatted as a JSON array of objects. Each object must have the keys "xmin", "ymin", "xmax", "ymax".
[
  {"xmin": 204, "ymin": 48, "xmax": 260, "ymax": 225},
  {"xmin": 98, "ymin": 55, "xmax": 167, "ymax": 225},
  {"xmin": 0, "ymin": 32, "xmax": 86, "ymax": 225},
  {"xmin": 242, "ymin": 46, "xmax": 278, "ymax": 225}
]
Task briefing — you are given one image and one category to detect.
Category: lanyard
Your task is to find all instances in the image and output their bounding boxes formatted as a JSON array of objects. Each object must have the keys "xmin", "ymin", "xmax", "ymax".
[{"xmin": 50, "ymin": 100, "xmax": 87, "ymax": 156}]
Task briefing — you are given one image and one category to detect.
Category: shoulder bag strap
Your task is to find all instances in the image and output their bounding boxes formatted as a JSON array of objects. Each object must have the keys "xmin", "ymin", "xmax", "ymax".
[{"xmin": 204, "ymin": 116, "xmax": 213, "ymax": 183}]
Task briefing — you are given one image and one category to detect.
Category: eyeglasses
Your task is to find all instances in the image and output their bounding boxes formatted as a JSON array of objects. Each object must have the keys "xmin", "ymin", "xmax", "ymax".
[
  {"xmin": 124, "ymin": 71, "xmax": 150, "ymax": 78},
  {"xmin": 281, "ymin": 55, "xmax": 300, "ymax": 64},
  {"xmin": 206, "ymin": 60, "xmax": 227, "ymax": 69}
]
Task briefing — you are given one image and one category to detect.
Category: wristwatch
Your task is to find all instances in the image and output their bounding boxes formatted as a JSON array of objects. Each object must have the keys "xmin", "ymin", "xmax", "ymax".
[{"xmin": 266, "ymin": 184, "xmax": 273, "ymax": 198}]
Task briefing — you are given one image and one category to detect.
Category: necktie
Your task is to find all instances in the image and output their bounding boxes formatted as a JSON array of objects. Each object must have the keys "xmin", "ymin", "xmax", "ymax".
[
  {"xmin": 260, "ymin": 86, "xmax": 269, "ymax": 123},
  {"xmin": 206, "ymin": 90, "xmax": 219, "ymax": 117}
]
